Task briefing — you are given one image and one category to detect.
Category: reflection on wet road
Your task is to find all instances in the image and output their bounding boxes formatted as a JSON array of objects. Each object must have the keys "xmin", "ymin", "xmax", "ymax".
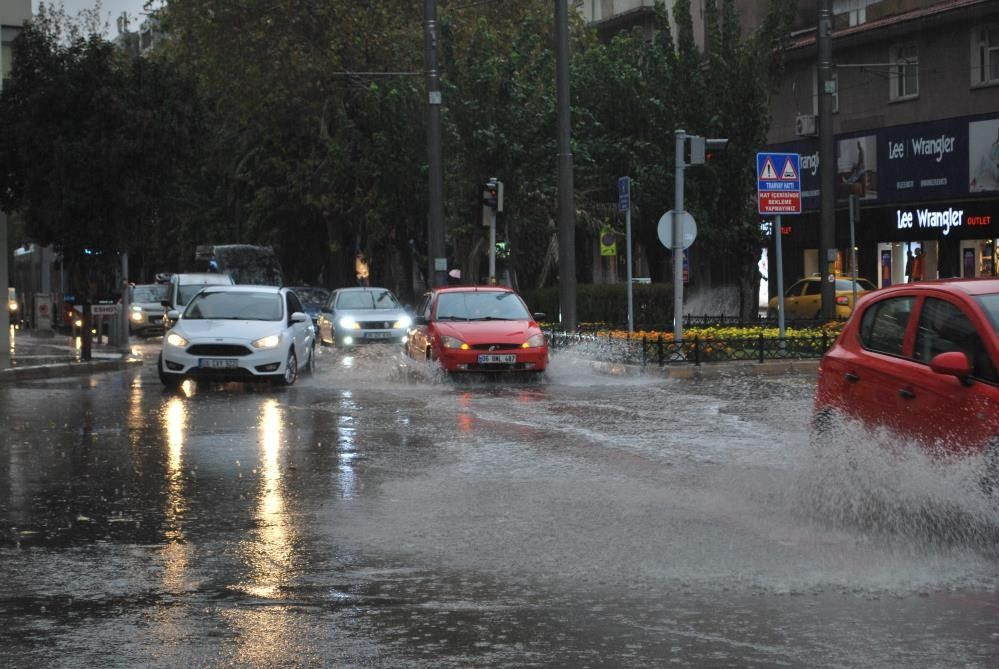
[{"xmin": 0, "ymin": 343, "xmax": 997, "ymax": 667}]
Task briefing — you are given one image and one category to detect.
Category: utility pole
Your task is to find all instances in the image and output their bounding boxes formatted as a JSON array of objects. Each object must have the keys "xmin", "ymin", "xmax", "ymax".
[
  {"xmin": 424, "ymin": 0, "xmax": 446, "ymax": 288},
  {"xmin": 555, "ymin": 0, "xmax": 577, "ymax": 330},
  {"xmin": 818, "ymin": 0, "xmax": 836, "ymax": 320}
]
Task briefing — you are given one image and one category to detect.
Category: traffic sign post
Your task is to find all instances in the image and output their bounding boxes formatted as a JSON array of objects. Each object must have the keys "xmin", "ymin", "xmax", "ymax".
[
  {"xmin": 757, "ymin": 152, "xmax": 802, "ymax": 339},
  {"xmin": 618, "ymin": 176, "xmax": 634, "ymax": 333}
]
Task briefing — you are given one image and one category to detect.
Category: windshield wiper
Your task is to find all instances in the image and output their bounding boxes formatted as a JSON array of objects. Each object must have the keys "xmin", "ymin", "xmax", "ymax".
[{"xmin": 436, "ymin": 315, "xmax": 469, "ymax": 321}]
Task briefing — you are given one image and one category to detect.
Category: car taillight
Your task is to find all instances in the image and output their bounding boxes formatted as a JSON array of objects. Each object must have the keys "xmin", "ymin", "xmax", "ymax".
[{"xmin": 836, "ymin": 296, "xmax": 849, "ymax": 305}]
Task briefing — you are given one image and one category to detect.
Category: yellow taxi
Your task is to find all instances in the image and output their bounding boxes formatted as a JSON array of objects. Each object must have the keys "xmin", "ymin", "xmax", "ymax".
[{"xmin": 768, "ymin": 275, "xmax": 876, "ymax": 320}]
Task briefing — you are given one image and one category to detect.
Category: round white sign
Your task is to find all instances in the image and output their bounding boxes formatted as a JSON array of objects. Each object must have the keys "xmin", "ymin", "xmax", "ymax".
[{"xmin": 657, "ymin": 210, "xmax": 697, "ymax": 250}]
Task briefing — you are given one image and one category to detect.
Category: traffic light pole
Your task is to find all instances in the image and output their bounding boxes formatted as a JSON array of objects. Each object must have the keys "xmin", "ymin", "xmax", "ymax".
[
  {"xmin": 818, "ymin": 0, "xmax": 836, "ymax": 319},
  {"xmin": 488, "ymin": 209, "xmax": 497, "ymax": 283},
  {"xmin": 673, "ymin": 129, "xmax": 685, "ymax": 349},
  {"xmin": 555, "ymin": 0, "xmax": 577, "ymax": 330},
  {"xmin": 424, "ymin": 0, "xmax": 446, "ymax": 288}
]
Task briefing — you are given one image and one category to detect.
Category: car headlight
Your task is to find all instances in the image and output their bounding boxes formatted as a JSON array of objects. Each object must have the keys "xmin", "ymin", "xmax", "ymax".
[
  {"xmin": 339, "ymin": 316, "xmax": 359, "ymax": 329},
  {"xmin": 393, "ymin": 315, "xmax": 412, "ymax": 329},
  {"xmin": 9, "ymin": 301, "xmax": 18, "ymax": 311},
  {"xmin": 252, "ymin": 334, "xmax": 281, "ymax": 349},
  {"xmin": 165, "ymin": 332, "xmax": 188, "ymax": 348},
  {"xmin": 131, "ymin": 304, "xmax": 143, "ymax": 312},
  {"xmin": 441, "ymin": 335, "xmax": 469, "ymax": 350},
  {"xmin": 523, "ymin": 333, "xmax": 546, "ymax": 348},
  {"xmin": 130, "ymin": 311, "xmax": 144, "ymax": 322}
]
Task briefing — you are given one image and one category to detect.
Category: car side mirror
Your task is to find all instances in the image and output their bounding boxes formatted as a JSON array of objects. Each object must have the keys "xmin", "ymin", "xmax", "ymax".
[
  {"xmin": 532, "ymin": 312, "xmax": 547, "ymax": 322},
  {"xmin": 929, "ymin": 350, "xmax": 973, "ymax": 384},
  {"xmin": 291, "ymin": 311, "xmax": 309, "ymax": 323},
  {"xmin": 166, "ymin": 310, "xmax": 180, "ymax": 321},
  {"xmin": 414, "ymin": 315, "xmax": 427, "ymax": 326}
]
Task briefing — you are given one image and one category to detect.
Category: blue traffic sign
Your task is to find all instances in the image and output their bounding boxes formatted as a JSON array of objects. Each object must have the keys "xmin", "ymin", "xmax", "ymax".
[
  {"xmin": 757, "ymin": 152, "xmax": 801, "ymax": 215},
  {"xmin": 618, "ymin": 176, "xmax": 630, "ymax": 212}
]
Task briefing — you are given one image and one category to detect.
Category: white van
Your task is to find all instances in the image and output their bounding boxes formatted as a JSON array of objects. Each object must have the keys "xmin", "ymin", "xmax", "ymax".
[{"xmin": 162, "ymin": 272, "xmax": 234, "ymax": 327}]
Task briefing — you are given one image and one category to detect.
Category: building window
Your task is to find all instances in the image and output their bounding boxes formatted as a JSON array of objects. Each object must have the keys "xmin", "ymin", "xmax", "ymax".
[
  {"xmin": 889, "ymin": 42, "xmax": 918, "ymax": 100},
  {"xmin": 972, "ymin": 25, "xmax": 999, "ymax": 86},
  {"xmin": 1, "ymin": 45, "xmax": 12, "ymax": 82}
]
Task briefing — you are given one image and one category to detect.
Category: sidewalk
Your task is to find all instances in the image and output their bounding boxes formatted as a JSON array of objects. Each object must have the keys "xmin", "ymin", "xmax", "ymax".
[{"xmin": 0, "ymin": 329, "xmax": 143, "ymax": 382}]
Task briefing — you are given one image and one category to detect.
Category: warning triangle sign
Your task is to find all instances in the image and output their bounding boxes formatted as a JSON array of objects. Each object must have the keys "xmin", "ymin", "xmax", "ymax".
[
  {"xmin": 760, "ymin": 158, "xmax": 778, "ymax": 180},
  {"xmin": 780, "ymin": 158, "xmax": 799, "ymax": 181}
]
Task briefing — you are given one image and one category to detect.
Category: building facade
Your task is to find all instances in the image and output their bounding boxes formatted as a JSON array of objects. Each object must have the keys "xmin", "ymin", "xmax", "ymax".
[{"xmin": 768, "ymin": 0, "xmax": 999, "ymax": 291}]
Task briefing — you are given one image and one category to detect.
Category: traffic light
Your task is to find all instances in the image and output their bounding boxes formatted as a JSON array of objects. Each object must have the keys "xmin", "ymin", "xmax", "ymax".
[
  {"xmin": 686, "ymin": 136, "xmax": 728, "ymax": 165},
  {"xmin": 481, "ymin": 178, "xmax": 504, "ymax": 212}
]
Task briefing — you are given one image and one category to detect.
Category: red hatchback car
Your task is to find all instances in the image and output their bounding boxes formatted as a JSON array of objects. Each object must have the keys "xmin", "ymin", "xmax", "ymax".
[
  {"xmin": 814, "ymin": 278, "xmax": 999, "ymax": 471},
  {"xmin": 406, "ymin": 286, "xmax": 548, "ymax": 374}
]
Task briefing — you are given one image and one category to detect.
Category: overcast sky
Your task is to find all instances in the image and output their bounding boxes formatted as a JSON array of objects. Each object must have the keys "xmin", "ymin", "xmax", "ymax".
[{"xmin": 32, "ymin": 0, "xmax": 161, "ymax": 37}]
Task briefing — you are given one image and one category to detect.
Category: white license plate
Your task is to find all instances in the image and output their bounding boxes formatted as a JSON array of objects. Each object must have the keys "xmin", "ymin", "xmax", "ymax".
[
  {"xmin": 199, "ymin": 358, "xmax": 238, "ymax": 369},
  {"xmin": 365, "ymin": 331, "xmax": 392, "ymax": 339},
  {"xmin": 478, "ymin": 354, "xmax": 516, "ymax": 364}
]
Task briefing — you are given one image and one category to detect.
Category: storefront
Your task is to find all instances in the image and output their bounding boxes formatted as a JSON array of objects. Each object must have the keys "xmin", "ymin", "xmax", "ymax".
[{"xmin": 765, "ymin": 111, "xmax": 999, "ymax": 292}]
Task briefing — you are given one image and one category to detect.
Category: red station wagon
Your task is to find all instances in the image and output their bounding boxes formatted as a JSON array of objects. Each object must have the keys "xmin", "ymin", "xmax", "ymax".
[
  {"xmin": 406, "ymin": 286, "xmax": 548, "ymax": 374},
  {"xmin": 813, "ymin": 279, "xmax": 999, "ymax": 487}
]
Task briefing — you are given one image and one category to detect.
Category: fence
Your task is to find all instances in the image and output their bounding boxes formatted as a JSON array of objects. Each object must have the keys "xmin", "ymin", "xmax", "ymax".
[
  {"xmin": 546, "ymin": 329, "xmax": 833, "ymax": 366},
  {"xmin": 577, "ymin": 313, "xmax": 833, "ymax": 333}
]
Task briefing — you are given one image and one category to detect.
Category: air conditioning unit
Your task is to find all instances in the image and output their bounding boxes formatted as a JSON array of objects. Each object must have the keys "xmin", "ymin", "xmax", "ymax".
[{"xmin": 796, "ymin": 114, "xmax": 817, "ymax": 137}]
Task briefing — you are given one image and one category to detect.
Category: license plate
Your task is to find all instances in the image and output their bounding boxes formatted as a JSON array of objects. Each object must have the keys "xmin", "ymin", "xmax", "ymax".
[
  {"xmin": 365, "ymin": 331, "xmax": 392, "ymax": 339},
  {"xmin": 478, "ymin": 354, "xmax": 516, "ymax": 364},
  {"xmin": 199, "ymin": 358, "xmax": 238, "ymax": 369}
]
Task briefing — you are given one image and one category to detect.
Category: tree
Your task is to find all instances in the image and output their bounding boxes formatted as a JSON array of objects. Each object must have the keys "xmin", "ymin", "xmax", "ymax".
[{"xmin": 0, "ymin": 8, "xmax": 203, "ymax": 357}]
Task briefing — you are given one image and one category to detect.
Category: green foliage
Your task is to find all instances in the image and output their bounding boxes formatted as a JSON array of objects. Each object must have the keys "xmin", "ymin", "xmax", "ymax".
[
  {"xmin": 521, "ymin": 282, "xmax": 675, "ymax": 327},
  {"xmin": 0, "ymin": 12, "xmax": 203, "ymax": 279},
  {"xmin": 3, "ymin": 0, "xmax": 796, "ymax": 310}
]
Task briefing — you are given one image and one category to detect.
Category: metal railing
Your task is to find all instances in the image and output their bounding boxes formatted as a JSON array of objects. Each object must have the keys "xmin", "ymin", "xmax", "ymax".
[{"xmin": 546, "ymin": 329, "xmax": 832, "ymax": 366}]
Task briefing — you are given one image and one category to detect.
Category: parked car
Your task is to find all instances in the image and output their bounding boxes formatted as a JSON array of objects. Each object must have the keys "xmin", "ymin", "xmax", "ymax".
[
  {"xmin": 161, "ymin": 272, "xmax": 235, "ymax": 328},
  {"xmin": 405, "ymin": 285, "xmax": 548, "ymax": 374},
  {"xmin": 128, "ymin": 283, "xmax": 169, "ymax": 337},
  {"xmin": 769, "ymin": 275, "xmax": 876, "ymax": 320},
  {"xmin": 317, "ymin": 287, "xmax": 411, "ymax": 348},
  {"xmin": 158, "ymin": 285, "xmax": 315, "ymax": 388},
  {"xmin": 287, "ymin": 286, "xmax": 331, "ymax": 327},
  {"xmin": 813, "ymin": 279, "xmax": 999, "ymax": 487}
]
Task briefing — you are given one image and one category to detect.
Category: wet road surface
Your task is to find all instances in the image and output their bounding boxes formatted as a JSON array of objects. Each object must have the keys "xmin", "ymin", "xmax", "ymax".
[{"xmin": 1, "ymin": 342, "xmax": 998, "ymax": 667}]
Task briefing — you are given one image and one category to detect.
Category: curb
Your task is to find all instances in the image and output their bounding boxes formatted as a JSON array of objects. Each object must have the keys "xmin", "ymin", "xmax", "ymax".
[
  {"xmin": 0, "ymin": 356, "xmax": 144, "ymax": 382},
  {"xmin": 590, "ymin": 358, "xmax": 819, "ymax": 379}
]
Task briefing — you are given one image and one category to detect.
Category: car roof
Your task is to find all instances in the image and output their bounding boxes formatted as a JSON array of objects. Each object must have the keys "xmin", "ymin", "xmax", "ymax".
[
  {"xmin": 433, "ymin": 285, "xmax": 515, "ymax": 294},
  {"xmin": 199, "ymin": 284, "xmax": 283, "ymax": 294},
  {"xmin": 871, "ymin": 278, "xmax": 999, "ymax": 297},
  {"xmin": 174, "ymin": 273, "xmax": 232, "ymax": 281}
]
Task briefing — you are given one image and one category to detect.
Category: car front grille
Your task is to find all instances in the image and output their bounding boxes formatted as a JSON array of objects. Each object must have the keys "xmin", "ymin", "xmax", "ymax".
[
  {"xmin": 470, "ymin": 343, "xmax": 518, "ymax": 351},
  {"xmin": 359, "ymin": 321, "xmax": 393, "ymax": 330},
  {"xmin": 187, "ymin": 344, "xmax": 252, "ymax": 356}
]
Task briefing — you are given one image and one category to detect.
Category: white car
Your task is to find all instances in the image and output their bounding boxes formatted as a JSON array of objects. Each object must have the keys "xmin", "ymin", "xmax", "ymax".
[{"xmin": 158, "ymin": 285, "xmax": 315, "ymax": 388}]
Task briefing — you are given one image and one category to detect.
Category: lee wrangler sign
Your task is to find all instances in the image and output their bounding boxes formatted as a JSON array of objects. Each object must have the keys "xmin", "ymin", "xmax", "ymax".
[{"xmin": 757, "ymin": 152, "xmax": 801, "ymax": 214}]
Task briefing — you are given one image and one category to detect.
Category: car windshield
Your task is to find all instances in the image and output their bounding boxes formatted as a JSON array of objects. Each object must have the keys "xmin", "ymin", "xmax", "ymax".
[
  {"xmin": 336, "ymin": 289, "xmax": 400, "ymax": 310},
  {"xmin": 435, "ymin": 291, "xmax": 530, "ymax": 321},
  {"xmin": 293, "ymin": 288, "xmax": 330, "ymax": 309},
  {"xmin": 179, "ymin": 283, "xmax": 219, "ymax": 305},
  {"xmin": 834, "ymin": 278, "xmax": 875, "ymax": 291},
  {"xmin": 132, "ymin": 284, "xmax": 168, "ymax": 303},
  {"xmin": 976, "ymin": 293, "xmax": 999, "ymax": 336},
  {"xmin": 183, "ymin": 291, "xmax": 283, "ymax": 321}
]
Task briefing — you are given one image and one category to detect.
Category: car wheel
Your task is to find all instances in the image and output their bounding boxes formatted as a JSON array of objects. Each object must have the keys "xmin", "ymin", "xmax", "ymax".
[
  {"xmin": 979, "ymin": 438, "xmax": 999, "ymax": 499},
  {"xmin": 809, "ymin": 407, "xmax": 835, "ymax": 449},
  {"xmin": 158, "ymin": 352, "xmax": 183, "ymax": 390},
  {"xmin": 274, "ymin": 349, "xmax": 298, "ymax": 387},
  {"xmin": 304, "ymin": 342, "xmax": 316, "ymax": 375}
]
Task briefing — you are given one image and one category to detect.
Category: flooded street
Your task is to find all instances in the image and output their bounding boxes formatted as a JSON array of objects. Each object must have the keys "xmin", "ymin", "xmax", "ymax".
[{"xmin": 1, "ymin": 343, "xmax": 998, "ymax": 667}]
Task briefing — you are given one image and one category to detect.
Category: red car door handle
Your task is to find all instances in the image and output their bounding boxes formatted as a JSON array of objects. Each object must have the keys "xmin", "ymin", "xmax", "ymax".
[
  {"xmin": 844, "ymin": 372, "xmax": 860, "ymax": 382},
  {"xmin": 898, "ymin": 388, "xmax": 916, "ymax": 400}
]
